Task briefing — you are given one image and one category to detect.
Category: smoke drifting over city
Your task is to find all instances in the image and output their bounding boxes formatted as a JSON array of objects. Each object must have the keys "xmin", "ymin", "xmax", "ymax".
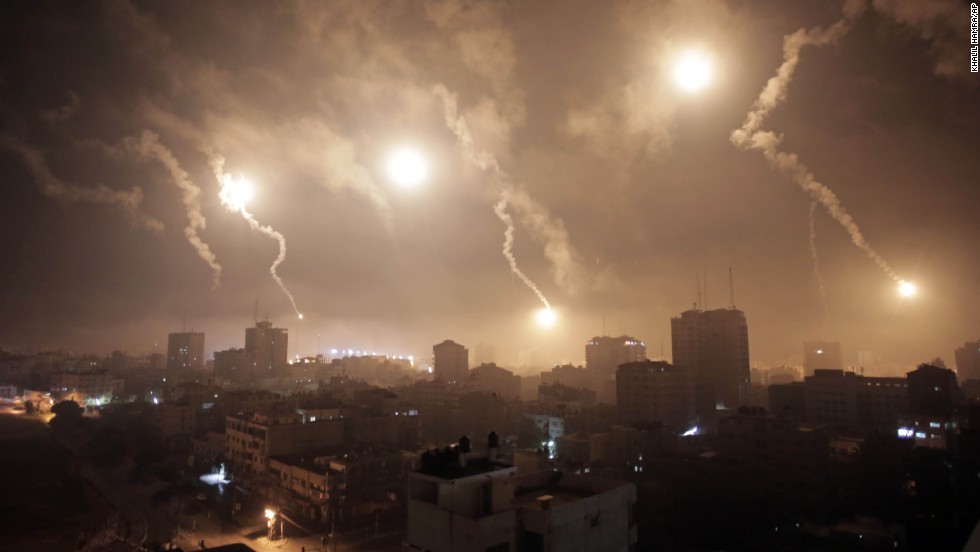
[
  {"xmin": 1, "ymin": 2, "xmax": 980, "ymax": 552},
  {"xmin": 0, "ymin": 0, "xmax": 976, "ymax": 367}
]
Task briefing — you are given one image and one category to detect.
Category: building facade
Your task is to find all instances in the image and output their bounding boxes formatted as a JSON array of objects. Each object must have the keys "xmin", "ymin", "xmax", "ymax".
[
  {"xmin": 167, "ymin": 332, "xmax": 205, "ymax": 371},
  {"xmin": 246, "ymin": 321, "xmax": 289, "ymax": 375},
  {"xmin": 586, "ymin": 336, "xmax": 646, "ymax": 404},
  {"xmin": 955, "ymin": 340, "xmax": 980, "ymax": 382},
  {"xmin": 671, "ymin": 308, "xmax": 750, "ymax": 413},
  {"xmin": 433, "ymin": 339, "xmax": 469, "ymax": 384},
  {"xmin": 616, "ymin": 360, "xmax": 695, "ymax": 428}
]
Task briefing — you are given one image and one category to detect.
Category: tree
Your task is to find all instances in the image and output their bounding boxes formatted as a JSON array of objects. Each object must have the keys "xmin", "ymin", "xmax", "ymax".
[
  {"xmin": 51, "ymin": 400, "xmax": 83, "ymax": 418},
  {"xmin": 49, "ymin": 400, "xmax": 84, "ymax": 432}
]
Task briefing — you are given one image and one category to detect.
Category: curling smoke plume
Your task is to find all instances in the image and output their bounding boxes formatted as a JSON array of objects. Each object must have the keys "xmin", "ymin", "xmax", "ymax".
[
  {"xmin": 124, "ymin": 131, "xmax": 222, "ymax": 289},
  {"xmin": 494, "ymin": 194, "xmax": 551, "ymax": 310},
  {"xmin": 809, "ymin": 201, "xmax": 829, "ymax": 326},
  {"xmin": 211, "ymin": 154, "xmax": 303, "ymax": 319},
  {"xmin": 434, "ymin": 84, "xmax": 580, "ymax": 302},
  {"xmin": 731, "ymin": 0, "xmax": 902, "ymax": 283},
  {"xmin": 1, "ymin": 135, "xmax": 164, "ymax": 231}
]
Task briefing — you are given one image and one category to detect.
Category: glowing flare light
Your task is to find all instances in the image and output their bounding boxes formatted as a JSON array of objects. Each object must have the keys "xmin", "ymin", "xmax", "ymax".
[
  {"xmin": 536, "ymin": 308, "xmax": 557, "ymax": 328},
  {"xmin": 672, "ymin": 51, "xmax": 712, "ymax": 93},
  {"xmin": 898, "ymin": 281, "xmax": 917, "ymax": 298},
  {"xmin": 386, "ymin": 148, "xmax": 428, "ymax": 188}
]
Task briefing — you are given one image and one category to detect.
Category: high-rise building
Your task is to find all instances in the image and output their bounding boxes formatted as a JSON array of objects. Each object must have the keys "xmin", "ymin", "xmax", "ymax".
[
  {"xmin": 585, "ymin": 336, "xmax": 646, "ymax": 375},
  {"xmin": 616, "ymin": 360, "xmax": 695, "ymax": 428},
  {"xmin": 167, "ymin": 332, "xmax": 205, "ymax": 371},
  {"xmin": 585, "ymin": 336, "xmax": 646, "ymax": 404},
  {"xmin": 245, "ymin": 321, "xmax": 288, "ymax": 375},
  {"xmin": 955, "ymin": 340, "xmax": 980, "ymax": 382},
  {"xmin": 907, "ymin": 363, "xmax": 959, "ymax": 417},
  {"xmin": 214, "ymin": 348, "xmax": 251, "ymax": 380},
  {"xmin": 803, "ymin": 340, "xmax": 843, "ymax": 375},
  {"xmin": 433, "ymin": 339, "xmax": 468, "ymax": 384},
  {"xmin": 671, "ymin": 308, "xmax": 750, "ymax": 413}
]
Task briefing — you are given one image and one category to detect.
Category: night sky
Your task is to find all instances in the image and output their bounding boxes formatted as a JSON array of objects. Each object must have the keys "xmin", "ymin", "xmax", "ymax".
[{"xmin": 0, "ymin": 0, "xmax": 976, "ymax": 370}]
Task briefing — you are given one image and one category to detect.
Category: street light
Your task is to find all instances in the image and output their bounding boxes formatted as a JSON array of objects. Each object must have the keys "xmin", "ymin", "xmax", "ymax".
[{"xmin": 265, "ymin": 508, "xmax": 276, "ymax": 540}]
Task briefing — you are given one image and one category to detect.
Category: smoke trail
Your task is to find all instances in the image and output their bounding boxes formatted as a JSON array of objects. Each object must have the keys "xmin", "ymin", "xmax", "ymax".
[
  {"xmin": 1, "ymin": 135, "xmax": 164, "ymax": 231},
  {"xmin": 809, "ymin": 201, "xmax": 829, "ymax": 325},
  {"xmin": 730, "ymin": 0, "xmax": 901, "ymax": 283},
  {"xmin": 494, "ymin": 194, "xmax": 551, "ymax": 310},
  {"xmin": 123, "ymin": 131, "xmax": 222, "ymax": 289},
  {"xmin": 211, "ymin": 154, "xmax": 303, "ymax": 319},
  {"xmin": 434, "ymin": 83, "xmax": 576, "ymax": 306}
]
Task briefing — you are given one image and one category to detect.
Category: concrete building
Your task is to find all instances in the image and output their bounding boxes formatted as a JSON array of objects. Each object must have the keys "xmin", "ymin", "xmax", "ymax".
[
  {"xmin": 407, "ymin": 443, "xmax": 518, "ymax": 552},
  {"xmin": 717, "ymin": 412, "xmax": 829, "ymax": 466},
  {"xmin": 213, "ymin": 348, "xmax": 251, "ymax": 381},
  {"xmin": 269, "ymin": 445, "xmax": 412, "ymax": 529},
  {"xmin": 405, "ymin": 437, "xmax": 637, "ymax": 552},
  {"xmin": 511, "ymin": 469, "xmax": 637, "ymax": 552},
  {"xmin": 907, "ymin": 363, "xmax": 959, "ymax": 417},
  {"xmin": 955, "ymin": 340, "xmax": 980, "ymax": 382},
  {"xmin": 540, "ymin": 364, "xmax": 594, "ymax": 393},
  {"xmin": 50, "ymin": 369, "xmax": 123, "ymax": 407},
  {"xmin": 246, "ymin": 321, "xmax": 289, "ymax": 375},
  {"xmin": 671, "ymin": 308, "xmax": 750, "ymax": 413},
  {"xmin": 616, "ymin": 360, "xmax": 695, "ymax": 429},
  {"xmin": 769, "ymin": 382, "xmax": 806, "ymax": 420},
  {"xmin": 803, "ymin": 370, "xmax": 907, "ymax": 430},
  {"xmin": 586, "ymin": 336, "xmax": 646, "ymax": 404},
  {"xmin": 225, "ymin": 409, "xmax": 343, "ymax": 476},
  {"xmin": 433, "ymin": 339, "xmax": 469, "ymax": 384},
  {"xmin": 166, "ymin": 332, "xmax": 205, "ymax": 371},
  {"xmin": 803, "ymin": 340, "xmax": 843, "ymax": 376},
  {"xmin": 469, "ymin": 363, "xmax": 521, "ymax": 399}
]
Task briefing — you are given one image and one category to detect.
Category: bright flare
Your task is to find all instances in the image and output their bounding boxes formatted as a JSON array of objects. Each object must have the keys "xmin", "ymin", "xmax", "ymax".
[
  {"xmin": 219, "ymin": 175, "xmax": 254, "ymax": 212},
  {"xmin": 898, "ymin": 281, "xmax": 917, "ymax": 298},
  {"xmin": 672, "ymin": 51, "xmax": 712, "ymax": 93},
  {"xmin": 298, "ymin": 314, "xmax": 304, "ymax": 320},
  {"xmin": 387, "ymin": 148, "xmax": 428, "ymax": 188},
  {"xmin": 535, "ymin": 308, "xmax": 557, "ymax": 328}
]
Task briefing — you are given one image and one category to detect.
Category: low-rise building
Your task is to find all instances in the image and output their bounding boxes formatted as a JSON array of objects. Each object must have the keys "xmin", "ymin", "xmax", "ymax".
[
  {"xmin": 405, "ymin": 436, "xmax": 637, "ymax": 552},
  {"xmin": 717, "ymin": 412, "xmax": 829, "ymax": 466},
  {"xmin": 225, "ymin": 409, "xmax": 344, "ymax": 476}
]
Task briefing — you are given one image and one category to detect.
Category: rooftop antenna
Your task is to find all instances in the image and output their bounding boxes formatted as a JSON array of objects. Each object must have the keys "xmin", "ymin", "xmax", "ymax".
[
  {"xmin": 729, "ymin": 267, "xmax": 736, "ymax": 308},
  {"xmin": 253, "ymin": 299, "xmax": 258, "ymax": 324},
  {"xmin": 696, "ymin": 275, "xmax": 702, "ymax": 311}
]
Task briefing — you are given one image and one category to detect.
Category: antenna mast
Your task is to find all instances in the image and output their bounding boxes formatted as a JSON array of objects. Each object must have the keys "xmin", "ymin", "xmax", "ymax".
[
  {"xmin": 696, "ymin": 275, "xmax": 702, "ymax": 311},
  {"xmin": 729, "ymin": 267, "xmax": 736, "ymax": 308}
]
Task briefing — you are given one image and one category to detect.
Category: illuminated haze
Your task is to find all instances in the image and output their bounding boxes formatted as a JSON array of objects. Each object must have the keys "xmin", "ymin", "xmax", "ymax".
[{"xmin": 0, "ymin": 0, "xmax": 976, "ymax": 371}]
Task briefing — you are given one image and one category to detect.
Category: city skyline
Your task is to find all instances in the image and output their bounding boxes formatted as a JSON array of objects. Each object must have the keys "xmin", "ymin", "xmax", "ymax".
[{"xmin": 0, "ymin": 1, "xmax": 977, "ymax": 370}]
